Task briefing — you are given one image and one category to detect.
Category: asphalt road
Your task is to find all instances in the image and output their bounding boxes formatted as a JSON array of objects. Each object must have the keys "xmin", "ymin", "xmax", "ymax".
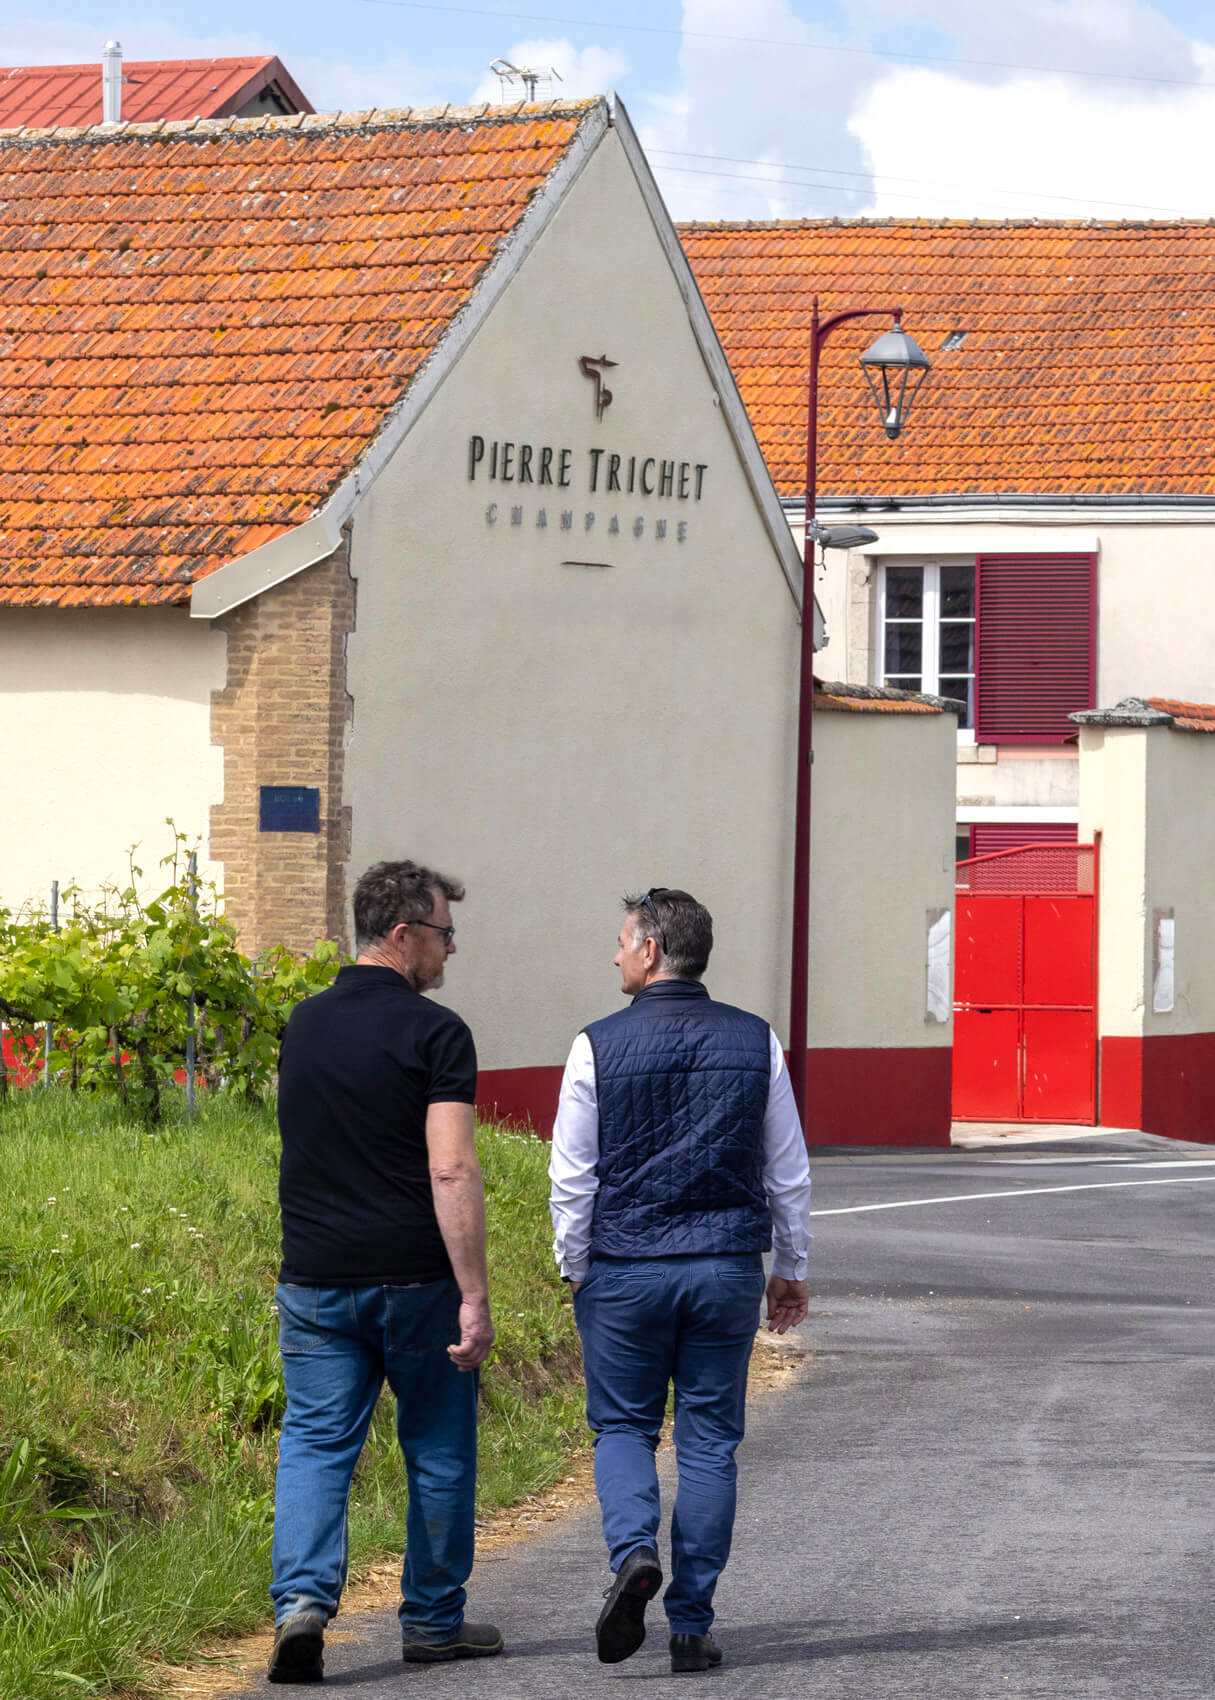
[{"xmin": 238, "ymin": 1132, "xmax": 1215, "ymax": 1698}]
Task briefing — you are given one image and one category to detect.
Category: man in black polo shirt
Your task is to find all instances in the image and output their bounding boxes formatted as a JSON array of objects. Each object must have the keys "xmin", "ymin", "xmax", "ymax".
[{"xmin": 267, "ymin": 860, "xmax": 501, "ymax": 1684}]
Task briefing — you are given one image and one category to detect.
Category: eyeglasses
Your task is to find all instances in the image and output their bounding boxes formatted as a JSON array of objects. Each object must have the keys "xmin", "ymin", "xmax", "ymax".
[
  {"xmin": 636, "ymin": 889, "xmax": 667, "ymax": 953},
  {"xmin": 413, "ymin": 920, "xmax": 456, "ymax": 942}
]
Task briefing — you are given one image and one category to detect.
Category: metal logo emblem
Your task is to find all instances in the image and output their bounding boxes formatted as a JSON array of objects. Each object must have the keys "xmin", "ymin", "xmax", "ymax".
[{"xmin": 579, "ymin": 354, "xmax": 617, "ymax": 420}]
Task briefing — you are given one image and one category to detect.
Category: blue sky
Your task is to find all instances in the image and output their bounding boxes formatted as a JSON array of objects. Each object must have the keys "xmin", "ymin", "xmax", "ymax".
[{"xmin": 12, "ymin": 2, "xmax": 1215, "ymax": 219}]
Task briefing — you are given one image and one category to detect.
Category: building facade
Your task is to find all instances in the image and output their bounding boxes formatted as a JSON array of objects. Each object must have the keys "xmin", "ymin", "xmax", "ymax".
[
  {"xmin": 0, "ymin": 100, "xmax": 958, "ymax": 1142},
  {"xmin": 681, "ymin": 219, "xmax": 1215, "ymax": 857}
]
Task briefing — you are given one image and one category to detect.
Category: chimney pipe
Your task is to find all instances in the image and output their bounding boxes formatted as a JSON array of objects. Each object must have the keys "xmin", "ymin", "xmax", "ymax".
[{"xmin": 102, "ymin": 40, "xmax": 123, "ymax": 124}]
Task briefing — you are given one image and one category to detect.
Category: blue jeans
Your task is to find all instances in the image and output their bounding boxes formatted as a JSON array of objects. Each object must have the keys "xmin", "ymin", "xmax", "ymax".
[
  {"xmin": 574, "ymin": 1253, "xmax": 765, "ymax": 1635},
  {"xmin": 271, "ymin": 1280, "xmax": 477, "ymax": 1639}
]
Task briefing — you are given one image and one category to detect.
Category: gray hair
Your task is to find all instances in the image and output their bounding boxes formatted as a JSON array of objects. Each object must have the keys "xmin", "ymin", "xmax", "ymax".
[{"xmin": 622, "ymin": 888, "xmax": 713, "ymax": 981}]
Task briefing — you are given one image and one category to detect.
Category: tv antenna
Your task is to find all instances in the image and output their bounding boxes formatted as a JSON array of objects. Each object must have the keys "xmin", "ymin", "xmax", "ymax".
[{"xmin": 489, "ymin": 59, "xmax": 564, "ymax": 102}]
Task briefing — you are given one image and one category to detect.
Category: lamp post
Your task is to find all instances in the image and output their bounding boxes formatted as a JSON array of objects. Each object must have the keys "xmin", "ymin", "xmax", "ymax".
[{"xmin": 789, "ymin": 300, "xmax": 930, "ymax": 1128}]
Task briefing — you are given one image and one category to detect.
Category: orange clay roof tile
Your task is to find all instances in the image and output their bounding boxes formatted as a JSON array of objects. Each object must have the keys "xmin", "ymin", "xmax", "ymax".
[
  {"xmin": 0, "ymin": 101, "xmax": 597, "ymax": 607},
  {"xmin": 815, "ymin": 679, "xmax": 945, "ymax": 715},
  {"xmin": 679, "ymin": 219, "xmax": 1215, "ymax": 501},
  {"xmin": 1145, "ymin": 696, "xmax": 1215, "ymax": 731},
  {"xmin": 815, "ymin": 694, "xmax": 938, "ymax": 714}
]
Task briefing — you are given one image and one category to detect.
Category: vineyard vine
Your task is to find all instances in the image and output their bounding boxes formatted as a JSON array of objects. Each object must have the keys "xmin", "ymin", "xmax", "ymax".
[{"xmin": 0, "ymin": 834, "xmax": 341, "ymax": 1122}]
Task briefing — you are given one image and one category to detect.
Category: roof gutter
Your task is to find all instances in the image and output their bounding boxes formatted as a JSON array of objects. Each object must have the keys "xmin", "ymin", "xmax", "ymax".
[
  {"xmin": 785, "ymin": 492, "xmax": 1215, "ymax": 517},
  {"xmin": 191, "ymin": 99, "xmax": 610, "ymax": 622}
]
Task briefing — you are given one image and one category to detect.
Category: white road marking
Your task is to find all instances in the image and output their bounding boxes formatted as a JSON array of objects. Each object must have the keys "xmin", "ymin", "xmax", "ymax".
[
  {"xmin": 984, "ymin": 1156, "xmax": 1215, "ymax": 1168},
  {"xmin": 1131, "ymin": 1159, "xmax": 1215, "ymax": 1167},
  {"xmin": 810, "ymin": 1174, "xmax": 1215, "ymax": 1217}
]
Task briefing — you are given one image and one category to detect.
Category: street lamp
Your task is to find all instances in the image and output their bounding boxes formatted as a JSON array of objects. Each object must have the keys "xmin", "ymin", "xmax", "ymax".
[
  {"xmin": 808, "ymin": 523, "xmax": 880, "ymax": 551},
  {"xmin": 860, "ymin": 325, "xmax": 932, "ymax": 439},
  {"xmin": 789, "ymin": 301, "xmax": 931, "ymax": 1128}
]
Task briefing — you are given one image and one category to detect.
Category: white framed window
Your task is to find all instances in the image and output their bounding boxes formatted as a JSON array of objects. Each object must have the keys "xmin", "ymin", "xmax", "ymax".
[{"xmin": 875, "ymin": 559, "xmax": 975, "ymax": 736}]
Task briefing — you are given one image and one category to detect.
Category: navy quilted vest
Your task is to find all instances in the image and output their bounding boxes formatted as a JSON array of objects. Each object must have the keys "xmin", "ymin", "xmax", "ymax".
[{"xmin": 585, "ymin": 979, "xmax": 772, "ymax": 1259}]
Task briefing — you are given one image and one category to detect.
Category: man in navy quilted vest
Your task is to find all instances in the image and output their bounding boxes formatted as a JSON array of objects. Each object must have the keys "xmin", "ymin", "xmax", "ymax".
[{"xmin": 550, "ymin": 887, "xmax": 811, "ymax": 1675}]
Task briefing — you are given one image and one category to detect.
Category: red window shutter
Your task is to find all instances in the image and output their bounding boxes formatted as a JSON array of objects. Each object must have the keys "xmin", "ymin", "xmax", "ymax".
[
  {"xmin": 975, "ymin": 554, "xmax": 1095, "ymax": 744},
  {"xmin": 971, "ymin": 823, "xmax": 1078, "ymax": 857}
]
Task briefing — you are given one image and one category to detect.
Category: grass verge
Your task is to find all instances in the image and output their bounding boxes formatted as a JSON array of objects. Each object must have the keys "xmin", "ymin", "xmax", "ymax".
[{"xmin": 0, "ymin": 1089, "xmax": 584, "ymax": 1698}]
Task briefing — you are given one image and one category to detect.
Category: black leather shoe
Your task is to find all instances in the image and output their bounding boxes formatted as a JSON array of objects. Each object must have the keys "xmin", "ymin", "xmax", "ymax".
[
  {"xmin": 670, "ymin": 1631, "xmax": 723, "ymax": 1674},
  {"xmin": 596, "ymin": 1545, "xmax": 663, "ymax": 1664},
  {"xmin": 267, "ymin": 1611, "xmax": 325, "ymax": 1684},
  {"xmin": 400, "ymin": 1621, "xmax": 503, "ymax": 1663}
]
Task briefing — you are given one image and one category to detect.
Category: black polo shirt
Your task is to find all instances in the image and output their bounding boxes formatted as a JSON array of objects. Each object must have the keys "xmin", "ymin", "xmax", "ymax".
[{"xmin": 277, "ymin": 964, "xmax": 478, "ymax": 1285}]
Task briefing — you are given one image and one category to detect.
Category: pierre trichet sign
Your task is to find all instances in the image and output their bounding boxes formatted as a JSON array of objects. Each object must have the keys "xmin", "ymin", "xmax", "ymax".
[
  {"xmin": 469, "ymin": 356, "xmax": 710, "ymax": 548},
  {"xmin": 468, "ymin": 437, "xmax": 709, "ymax": 501}
]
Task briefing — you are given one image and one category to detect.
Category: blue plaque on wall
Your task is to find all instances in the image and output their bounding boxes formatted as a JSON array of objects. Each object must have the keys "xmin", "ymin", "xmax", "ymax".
[{"xmin": 259, "ymin": 786, "xmax": 320, "ymax": 833}]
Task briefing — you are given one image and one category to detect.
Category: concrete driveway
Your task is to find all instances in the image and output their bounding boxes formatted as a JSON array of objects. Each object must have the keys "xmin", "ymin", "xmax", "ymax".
[{"xmin": 234, "ymin": 1132, "xmax": 1214, "ymax": 1698}]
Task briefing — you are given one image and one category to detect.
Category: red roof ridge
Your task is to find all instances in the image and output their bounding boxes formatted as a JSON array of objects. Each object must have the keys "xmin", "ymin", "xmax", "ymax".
[
  {"xmin": 0, "ymin": 94, "xmax": 602, "ymax": 145},
  {"xmin": 0, "ymin": 54, "xmax": 278, "ymax": 77}
]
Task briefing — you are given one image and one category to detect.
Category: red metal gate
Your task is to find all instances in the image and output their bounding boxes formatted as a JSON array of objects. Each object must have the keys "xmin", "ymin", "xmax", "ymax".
[{"xmin": 953, "ymin": 842, "xmax": 1098, "ymax": 1123}]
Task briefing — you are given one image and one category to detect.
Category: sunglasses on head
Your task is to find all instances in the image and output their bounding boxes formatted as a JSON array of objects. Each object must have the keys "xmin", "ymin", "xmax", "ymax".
[{"xmin": 636, "ymin": 888, "xmax": 668, "ymax": 953}]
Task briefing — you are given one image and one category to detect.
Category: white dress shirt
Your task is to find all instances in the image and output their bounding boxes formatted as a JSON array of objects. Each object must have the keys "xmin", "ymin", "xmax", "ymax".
[{"xmin": 549, "ymin": 1021, "xmax": 812, "ymax": 1284}]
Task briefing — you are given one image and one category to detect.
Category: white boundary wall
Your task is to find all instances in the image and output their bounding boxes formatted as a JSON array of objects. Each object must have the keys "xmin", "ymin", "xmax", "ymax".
[{"xmin": 0, "ymin": 608, "xmax": 226, "ymax": 907}]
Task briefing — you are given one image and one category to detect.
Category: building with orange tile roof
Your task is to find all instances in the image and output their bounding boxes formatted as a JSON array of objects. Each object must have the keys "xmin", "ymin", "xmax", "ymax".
[
  {"xmin": 682, "ymin": 218, "xmax": 1215, "ymax": 860},
  {"xmin": 0, "ymin": 50, "xmax": 312, "ymax": 131},
  {"xmin": 0, "ymin": 99, "xmax": 962, "ymax": 1146},
  {"xmin": 681, "ymin": 220, "xmax": 1215, "ymax": 1143}
]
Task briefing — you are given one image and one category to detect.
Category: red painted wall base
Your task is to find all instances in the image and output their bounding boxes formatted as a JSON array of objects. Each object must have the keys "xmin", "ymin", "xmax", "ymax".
[
  {"xmin": 477, "ymin": 1046, "xmax": 953, "ymax": 1149},
  {"xmin": 1100, "ymin": 1034, "xmax": 1215, "ymax": 1144},
  {"xmin": 476, "ymin": 1066, "xmax": 565, "ymax": 1136},
  {"xmin": 801, "ymin": 1046, "xmax": 953, "ymax": 1147}
]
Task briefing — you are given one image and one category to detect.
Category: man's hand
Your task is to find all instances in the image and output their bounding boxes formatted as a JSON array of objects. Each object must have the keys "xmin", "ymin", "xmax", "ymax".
[
  {"xmin": 448, "ymin": 1295, "xmax": 495, "ymax": 1369},
  {"xmin": 765, "ymin": 1275, "xmax": 809, "ymax": 1335}
]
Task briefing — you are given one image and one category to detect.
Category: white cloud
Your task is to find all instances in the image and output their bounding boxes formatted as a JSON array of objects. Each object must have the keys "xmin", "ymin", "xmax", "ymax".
[
  {"xmin": 848, "ymin": 0, "xmax": 1203, "ymax": 93},
  {"xmin": 851, "ymin": 48, "xmax": 1215, "ymax": 218},
  {"xmin": 636, "ymin": 0, "xmax": 883, "ymax": 222},
  {"xmin": 293, "ymin": 56, "xmax": 445, "ymax": 114},
  {"xmin": 4, "ymin": 14, "xmax": 268, "ymax": 65},
  {"xmin": 631, "ymin": 0, "xmax": 1215, "ymax": 222},
  {"xmin": 468, "ymin": 38, "xmax": 630, "ymax": 107}
]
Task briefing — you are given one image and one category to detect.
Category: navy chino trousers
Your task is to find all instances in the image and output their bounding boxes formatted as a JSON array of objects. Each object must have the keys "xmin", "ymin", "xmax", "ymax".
[{"xmin": 574, "ymin": 1252, "xmax": 765, "ymax": 1634}]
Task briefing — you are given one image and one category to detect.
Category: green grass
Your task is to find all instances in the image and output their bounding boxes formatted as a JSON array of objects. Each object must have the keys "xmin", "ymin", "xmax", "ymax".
[{"xmin": 0, "ymin": 1090, "xmax": 585, "ymax": 1697}]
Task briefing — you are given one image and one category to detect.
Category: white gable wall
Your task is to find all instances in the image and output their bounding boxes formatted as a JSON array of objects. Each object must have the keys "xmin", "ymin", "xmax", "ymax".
[{"xmin": 344, "ymin": 126, "xmax": 801, "ymax": 1074}]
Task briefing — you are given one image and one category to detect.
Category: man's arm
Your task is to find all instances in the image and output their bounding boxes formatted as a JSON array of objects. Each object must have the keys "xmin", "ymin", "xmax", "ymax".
[
  {"xmin": 549, "ymin": 1032, "xmax": 600, "ymax": 1287},
  {"xmin": 426, "ymin": 1100, "xmax": 494, "ymax": 1369},
  {"xmin": 763, "ymin": 1029, "xmax": 812, "ymax": 1334}
]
